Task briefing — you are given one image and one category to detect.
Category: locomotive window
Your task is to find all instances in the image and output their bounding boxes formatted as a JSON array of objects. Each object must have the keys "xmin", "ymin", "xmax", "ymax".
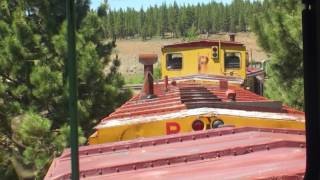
[
  {"xmin": 225, "ymin": 52, "xmax": 241, "ymax": 69},
  {"xmin": 166, "ymin": 53, "xmax": 183, "ymax": 70}
]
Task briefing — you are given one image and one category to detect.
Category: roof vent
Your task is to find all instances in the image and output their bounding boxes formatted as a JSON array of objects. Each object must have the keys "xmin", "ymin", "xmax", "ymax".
[
  {"xmin": 226, "ymin": 89, "xmax": 236, "ymax": 101},
  {"xmin": 219, "ymin": 79, "xmax": 228, "ymax": 90}
]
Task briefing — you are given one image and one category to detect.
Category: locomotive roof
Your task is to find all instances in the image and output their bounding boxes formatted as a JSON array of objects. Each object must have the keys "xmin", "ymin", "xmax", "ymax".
[{"xmin": 162, "ymin": 40, "xmax": 244, "ymax": 50}]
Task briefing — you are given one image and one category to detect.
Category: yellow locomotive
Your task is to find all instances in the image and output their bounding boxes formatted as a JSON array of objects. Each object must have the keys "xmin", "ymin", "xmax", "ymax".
[{"xmin": 161, "ymin": 36, "xmax": 247, "ymax": 79}]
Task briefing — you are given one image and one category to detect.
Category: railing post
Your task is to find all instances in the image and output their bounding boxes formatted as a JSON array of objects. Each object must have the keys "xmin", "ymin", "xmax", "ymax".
[
  {"xmin": 302, "ymin": 0, "xmax": 320, "ymax": 179},
  {"xmin": 66, "ymin": 0, "xmax": 79, "ymax": 179}
]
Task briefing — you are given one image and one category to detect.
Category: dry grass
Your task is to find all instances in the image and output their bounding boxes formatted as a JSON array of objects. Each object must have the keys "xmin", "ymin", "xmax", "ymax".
[{"xmin": 112, "ymin": 32, "xmax": 267, "ymax": 77}]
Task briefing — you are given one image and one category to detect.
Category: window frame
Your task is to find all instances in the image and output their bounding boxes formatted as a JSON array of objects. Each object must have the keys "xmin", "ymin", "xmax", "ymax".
[
  {"xmin": 224, "ymin": 51, "xmax": 242, "ymax": 69},
  {"xmin": 166, "ymin": 53, "xmax": 183, "ymax": 71}
]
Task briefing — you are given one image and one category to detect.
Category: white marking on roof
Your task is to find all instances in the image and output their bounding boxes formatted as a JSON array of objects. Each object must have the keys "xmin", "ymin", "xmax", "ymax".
[{"xmin": 96, "ymin": 108, "xmax": 304, "ymax": 129}]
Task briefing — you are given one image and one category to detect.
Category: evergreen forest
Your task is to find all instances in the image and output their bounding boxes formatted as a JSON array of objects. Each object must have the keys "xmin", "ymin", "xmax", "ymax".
[
  {"xmin": 0, "ymin": 0, "xmax": 304, "ymax": 179},
  {"xmin": 98, "ymin": 0, "xmax": 264, "ymax": 40}
]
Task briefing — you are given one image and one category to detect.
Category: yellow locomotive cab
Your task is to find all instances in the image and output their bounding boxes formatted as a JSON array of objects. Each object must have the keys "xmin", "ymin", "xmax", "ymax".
[{"xmin": 161, "ymin": 40, "xmax": 247, "ymax": 80}]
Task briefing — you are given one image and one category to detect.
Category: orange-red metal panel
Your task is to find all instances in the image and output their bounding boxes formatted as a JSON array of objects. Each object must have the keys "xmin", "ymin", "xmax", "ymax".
[{"xmin": 45, "ymin": 127, "xmax": 305, "ymax": 180}]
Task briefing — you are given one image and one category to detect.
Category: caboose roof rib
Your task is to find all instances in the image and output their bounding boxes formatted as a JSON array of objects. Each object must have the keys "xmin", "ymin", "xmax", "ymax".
[{"xmin": 45, "ymin": 127, "xmax": 305, "ymax": 180}]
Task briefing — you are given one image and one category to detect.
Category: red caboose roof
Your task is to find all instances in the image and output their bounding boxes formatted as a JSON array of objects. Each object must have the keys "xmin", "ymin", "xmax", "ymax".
[{"xmin": 45, "ymin": 127, "xmax": 305, "ymax": 180}]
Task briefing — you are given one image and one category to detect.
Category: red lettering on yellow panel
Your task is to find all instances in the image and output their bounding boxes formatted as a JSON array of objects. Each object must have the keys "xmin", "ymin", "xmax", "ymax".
[{"xmin": 166, "ymin": 122, "xmax": 181, "ymax": 135}]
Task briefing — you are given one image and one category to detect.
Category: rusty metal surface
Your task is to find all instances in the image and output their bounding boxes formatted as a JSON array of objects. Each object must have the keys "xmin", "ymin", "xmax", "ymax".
[
  {"xmin": 139, "ymin": 54, "xmax": 158, "ymax": 65},
  {"xmin": 45, "ymin": 127, "xmax": 306, "ymax": 180}
]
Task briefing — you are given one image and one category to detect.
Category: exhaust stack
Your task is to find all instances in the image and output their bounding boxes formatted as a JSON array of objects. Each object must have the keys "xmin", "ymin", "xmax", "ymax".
[
  {"xmin": 139, "ymin": 54, "xmax": 158, "ymax": 99},
  {"xmin": 229, "ymin": 33, "xmax": 235, "ymax": 42}
]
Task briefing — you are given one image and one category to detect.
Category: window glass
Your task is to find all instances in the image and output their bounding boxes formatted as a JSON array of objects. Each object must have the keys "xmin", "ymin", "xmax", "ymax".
[
  {"xmin": 166, "ymin": 53, "xmax": 182, "ymax": 70},
  {"xmin": 225, "ymin": 52, "xmax": 241, "ymax": 69}
]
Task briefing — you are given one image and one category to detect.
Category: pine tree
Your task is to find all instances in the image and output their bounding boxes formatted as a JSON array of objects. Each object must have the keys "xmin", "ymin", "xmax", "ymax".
[
  {"xmin": 139, "ymin": 8, "xmax": 147, "ymax": 40},
  {"xmin": 197, "ymin": 4, "xmax": 207, "ymax": 34},
  {"xmin": 146, "ymin": 7, "xmax": 155, "ymax": 39},
  {"xmin": 210, "ymin": 2, "xmax": 220, "ymax": 33},
  {"xmin": 239, "ymin": 13, "xmax": 246, "ymax": 31},
  {"xmin": 159, "ymin": 3, "xmax": 168, "ymax": 38},
  {"xmin": 186, "ymin": 23, "xmax": 198, "ymax": 41},
  {"xmin": 0, "ymin": 1, "xmax": 131, "ymax": 178},
  {"xmin": 173, "ymin": 2, "xmax": 181, "ymax": 37},
  {"xmin": 168, "ymin": 4, "xmax": 177, "ymax": 37},
  {"xmin": 108, "ymin": 11, "xmax": 116, "ymax": 38},
  {"xmin": 97, "ymin": 1, "xmax": 109, "ymax": 38},
  {"xmin": 251, "ymin": 0, "xmax": 303, "ymax": 109}
]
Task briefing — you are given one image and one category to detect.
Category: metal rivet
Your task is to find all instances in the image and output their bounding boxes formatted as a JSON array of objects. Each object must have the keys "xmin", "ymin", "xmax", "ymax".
[
  {"xmin": 179, "ymin": 138, "xmax": 183, "ymax": 142},
  {"xmin": 300, "ymin": 144, "xmax": 305, "ymax": 148},
  {"xmin": 99, "ymin": 170, "xmax": 102, "ymax": 175},
  {"xmin": 133, "ymin": 165, "xmax": 136, "ymax": 170},
  {"xmin": 116, "ymin": 168, "xmax": 120, "ymax": 172},
  {"xmin": 266, "ymin": 145, "xmax": 270, "ymax": 150}
]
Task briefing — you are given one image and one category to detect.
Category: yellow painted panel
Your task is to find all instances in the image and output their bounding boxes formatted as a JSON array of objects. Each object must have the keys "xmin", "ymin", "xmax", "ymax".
[
  {"xmin": 221, "ymin": 115, "xmax": 305, "ymax": 130},
  {"xmin": 161, "ymin": 46, "xmax": 247, "ymax": 79},
  {"xmin": 89, "ymin": 114, "xmax": 304, "ymax": 144}
]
